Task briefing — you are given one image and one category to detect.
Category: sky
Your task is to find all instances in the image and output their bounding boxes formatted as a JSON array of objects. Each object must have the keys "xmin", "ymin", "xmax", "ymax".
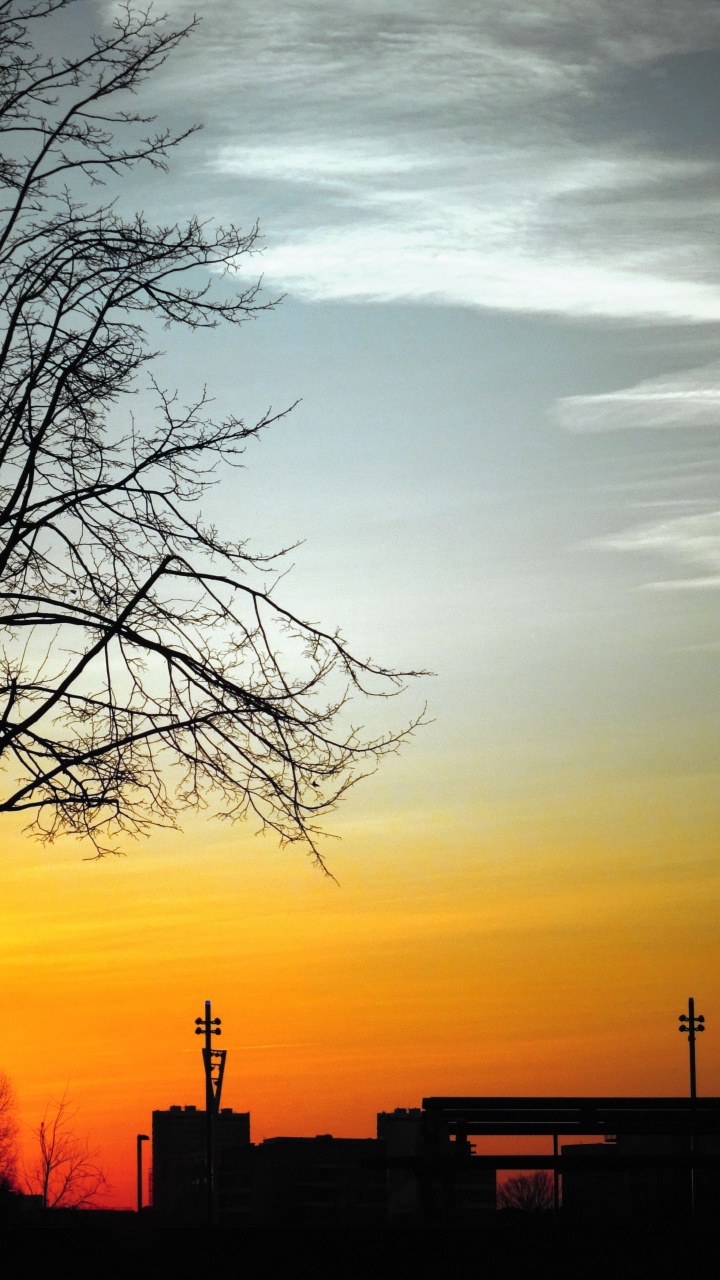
[{"xmin": 1, "ymin": 0, "xmax": 719, "ymax": 1207}]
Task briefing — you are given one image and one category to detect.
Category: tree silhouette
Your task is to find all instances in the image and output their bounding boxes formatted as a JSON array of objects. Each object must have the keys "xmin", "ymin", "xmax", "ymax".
[
  {"xmin": 24, "ymin": 1093, "xmax": 107, "ymax": 1209},
  {"xmin": 0, "ymin": 1, "xmax": 421, "ymax": 865},
  {"xmin": 0, "ymin": 1070, "xmax": 18, "ymax": 1188},
  {"xmin": 497, "ymin": 1171, "xmax": 553, "ymax": 1213}
]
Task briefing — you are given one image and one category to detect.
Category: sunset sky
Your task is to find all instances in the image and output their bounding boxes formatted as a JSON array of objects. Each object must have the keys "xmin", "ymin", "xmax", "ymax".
[{"xmin": 1, "ymin": 0, "xmax": 719, "ymax": 1208}]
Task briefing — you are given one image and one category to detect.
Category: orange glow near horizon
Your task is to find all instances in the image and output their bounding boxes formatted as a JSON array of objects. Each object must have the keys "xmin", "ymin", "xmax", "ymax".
[
  {"xmin": 3, "ymin": 0, "xmax": 720, "ymax": 1224},
  {"xmin": 2, "ymin": 754, "xmax": 719, "ymax": 1209}
]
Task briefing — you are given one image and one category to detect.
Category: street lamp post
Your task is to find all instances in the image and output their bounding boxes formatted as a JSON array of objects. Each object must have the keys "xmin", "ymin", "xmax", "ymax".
[
  {"xmin": 552, "ymin": 1133, "xmax": 559, "ymax": 1221},
  {"xmin": 136, "ymin": 1133, "xmax": 149, "ymax": 1213}
]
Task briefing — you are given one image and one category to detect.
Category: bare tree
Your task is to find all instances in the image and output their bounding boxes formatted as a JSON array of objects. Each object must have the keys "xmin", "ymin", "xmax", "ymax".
[
  {"xmin": 24, "ymin": 1093, "xmax": 107, "ymax": 1209},
  {"xmin": 497, "ymin": 1171, "xmax": 554, "ymax": 1213},
  {"xmin": 0, "ymin": 1, "xmax": 421, "ymax": 866},
  {"xmin": 0, "ymin": 1069, "xmax": 18, "ymax": 1188}
]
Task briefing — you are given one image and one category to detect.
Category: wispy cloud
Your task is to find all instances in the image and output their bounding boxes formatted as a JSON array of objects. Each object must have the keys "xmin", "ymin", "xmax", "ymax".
[
  {"xmin": 213, "ymin": 143, "xmax": 433, "ymax": 186},
  {"xmin": 113, "ymin": 0, "xmax": 720, "ymax": 321},
  {"xmin": 214, "ymin": 146, "xmax": 720, "ymax": 319},
  {"xmin": 561, "ymin": 360, "xmax": 720, "ymax": 585},
  {"xmin": 647, "ymin": 577, "xmax": 720, "ymax": 590},
  {"xmin": 558, "ymin": 364, "xmax": 720, "ymax": 432},
  {"xmin": 602, "ymin": 510, "xmax": 720, "ymax": 589}
]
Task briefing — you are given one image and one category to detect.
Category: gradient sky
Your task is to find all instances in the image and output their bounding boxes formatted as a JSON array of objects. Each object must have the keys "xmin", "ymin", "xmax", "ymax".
[{"xmin": 2, "ymin": 0, "xmax": 719, "ymax": 1207}]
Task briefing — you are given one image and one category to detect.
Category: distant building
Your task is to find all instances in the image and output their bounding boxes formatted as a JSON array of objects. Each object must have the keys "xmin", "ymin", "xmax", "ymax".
[
  {"xmin": 152, "ymin": 1111, "xmax": 383, "ymax": 1225},
  {"xmin": 377, "ymin": 1108, "xmax": 423, "ymax": 1219},
  {"xmin": 562, "ymin": 1133, "xmax": 720, "ymax": 1222},
  {"xmin": 151, "ymin": 1105, "xmax": 251, "ymax": 1222},
  {"xmin": 377, "ymin": 1107, "xmax": 496, "ymax": 1222},
  {"xmin": 253, "ymin": 1136, "xmax": 385, "ymax": 1225},
  {"xmin": 0, "ymin": 1189, "xmax": 44, "ymax": 1225},
  {"xmin": 150, "ymin": 1095, "xmax": 720, "ymax": 1226}
]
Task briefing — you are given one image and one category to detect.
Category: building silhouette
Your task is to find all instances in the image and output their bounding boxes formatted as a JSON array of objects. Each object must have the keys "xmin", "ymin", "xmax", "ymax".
[
  {"xmin": 377, "ymin": 1108, "xmax": 424, "ymax": 1219},
  {"xmin": 561, "ymin": 1131, "xmax": 720, "ymax": 1221},
  {"xmin": 151, "ymin": 1105, "xmax": 250, "ymax": 1222},
  {"xmin": 378, "ymin": 1106, "xmax": 496, "ymax": 1222},
  {"xmin": 254, "ymin": 1136, "xmax": 385, "ymax": 1225},
  {"xmin": 149, "ymin": 1095, "xmax": 720, "ymax": 1226},
  {"xmin": 151, "ymin": 1109, "xmax": 384, "ymax": 1225}
]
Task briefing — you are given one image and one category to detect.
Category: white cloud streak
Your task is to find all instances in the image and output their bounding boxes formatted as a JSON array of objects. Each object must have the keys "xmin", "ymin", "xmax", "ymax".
[
  {"xmin": 214, "ymin": 145, "xmax": 720, "ymax": 319},
  {"xmin": 601, "ymin": 511, "xmax": 720, "ymax": 589},
  {"xmin": 96, "ymin": 0, "xmax": 720, "ymax": 321},
  {"xmin": 558, "ymin": 364, "xmax": 720, "ymax": 431}
]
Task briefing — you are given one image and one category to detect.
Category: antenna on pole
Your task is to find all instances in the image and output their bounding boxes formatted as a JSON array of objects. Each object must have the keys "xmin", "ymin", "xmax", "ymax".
[{"xmin": 194, "ymin": 999, "xmax": 227, "ymax": 1225}]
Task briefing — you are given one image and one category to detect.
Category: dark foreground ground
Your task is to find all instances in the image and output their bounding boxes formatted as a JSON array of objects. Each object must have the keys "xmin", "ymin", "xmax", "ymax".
[{"xmin": 4, "ymin": 1219, "xmax": 719, "ymax": 1279}]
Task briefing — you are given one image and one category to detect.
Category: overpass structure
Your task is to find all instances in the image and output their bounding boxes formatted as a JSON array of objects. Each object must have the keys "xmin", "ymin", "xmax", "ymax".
[
  {"xmin": 378, "ymin": 1097, "xmax": 720, "ymax": 1220},
  {"xmin": 421, "ymin": 1096, "xmax": 720, "ymax": 1159}
]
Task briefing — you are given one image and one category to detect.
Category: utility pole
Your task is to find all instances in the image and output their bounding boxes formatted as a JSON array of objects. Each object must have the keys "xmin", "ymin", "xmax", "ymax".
[
  {"xmin": 194, "ymin": 1000, "xmax": 227, "ymax": 1225},
  {"xmin": 136, "ymin": 1133, "xmax": 149, "ymax": 1213},
  {"xmin": 679, "ymin": 997, "xmax": 705, "ymax": 1100},
  {"xmin": 679, "ymin": 997, "xmax": 706, "ymax": 1222}
]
